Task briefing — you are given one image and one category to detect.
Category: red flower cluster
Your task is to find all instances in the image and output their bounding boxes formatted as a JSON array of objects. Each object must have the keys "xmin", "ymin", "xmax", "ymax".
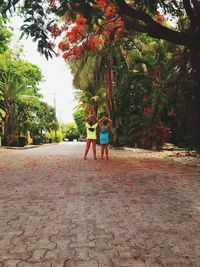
[
  {"xmin": 169, "ymin": 110, "xmax": 177, "ymax": 117},
  {"xmin": 142, "ymin": 96, "xmax": 151, "ymax": 115},
  {"xmin": 58, "ymin": 41, "xmax": 70, "ymax": 51},
  {"xmin": 57, "ymin": 1, "xmax": 124, "ymax": 61},
  {"xmin": 105, "ymin": 5, "xmax": 116, "ymax": 20},
  {"xmin": 76, "ymin": 15, "xmax": 86, "ymax": 26},
  {"xmin": 142, "ymin": 97, "xmax": 148, "ymax": 105},
  {"xmin": 66, "ymin": 25, "xmax": 85, "ymax": 44},
  {"xmin": 85, "ymin": 36, "xmax": 97, "ymax": 51},
  {"xmin": 96, "ymin": 0, "xmax": 107, "ymax": 7},
  {"xmin": 143, "ymin": 107, "xmax": 151, "ymax": 115},
  {"xmin": 49, "ymin": 23, "xmax": 63, "ymax": 38}
]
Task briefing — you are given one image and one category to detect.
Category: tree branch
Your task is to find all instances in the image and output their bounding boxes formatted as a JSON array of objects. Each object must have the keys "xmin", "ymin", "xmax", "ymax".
[{"xmin": 114, "ymin": 0, "xmax": 199, "ymax": 50}]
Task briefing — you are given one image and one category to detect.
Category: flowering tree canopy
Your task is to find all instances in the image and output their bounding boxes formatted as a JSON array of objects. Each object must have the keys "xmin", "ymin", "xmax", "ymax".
[
  {"xmin": 48, "ymin": 0, "xmax": 124, "ymax": 61},
  {"xmin": 2, "ymin": 0, "xmax": 200, "ymax": 60}
]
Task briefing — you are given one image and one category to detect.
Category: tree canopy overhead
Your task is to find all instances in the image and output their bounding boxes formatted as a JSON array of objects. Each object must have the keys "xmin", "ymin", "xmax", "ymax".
[{"xmin": 2, "ymin": 0, "xmax": 200, "ymax": 62}]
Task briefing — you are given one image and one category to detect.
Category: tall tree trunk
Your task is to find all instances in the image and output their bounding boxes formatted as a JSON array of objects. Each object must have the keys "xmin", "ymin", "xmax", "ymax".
[
  {"xmin": 3, "ymin": 103, "xmax": 15, "ymax": 146},
  {"xmin": 3, "ymin": 112, "xmax": 11, "ymax": 145},
  {"xmin": 104, "ymin": 59, "xmax": 119, "ymax": 146}
]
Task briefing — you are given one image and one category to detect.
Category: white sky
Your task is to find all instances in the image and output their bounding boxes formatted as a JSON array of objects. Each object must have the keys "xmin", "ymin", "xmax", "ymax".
[{"xmin": 10, "ymin": 16, "xmax": 77, "ymax": 123}]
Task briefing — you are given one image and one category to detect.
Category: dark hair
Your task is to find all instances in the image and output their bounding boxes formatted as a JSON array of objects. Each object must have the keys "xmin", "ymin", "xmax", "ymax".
[
  {"xmin": 103, "ymin": 120, "xmax": 108, "ymax": 126},
  {"xmin": 88, "ymin": 117, "xmax": 96, "ymax": 126}
]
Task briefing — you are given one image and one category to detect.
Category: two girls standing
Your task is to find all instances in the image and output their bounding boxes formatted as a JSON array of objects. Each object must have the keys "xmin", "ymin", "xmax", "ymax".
[{"xmin": 83, "ymin": 115, "xmax": 112, "ymax": 160}]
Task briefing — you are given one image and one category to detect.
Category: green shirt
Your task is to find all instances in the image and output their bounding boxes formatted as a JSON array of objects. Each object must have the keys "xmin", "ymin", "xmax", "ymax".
[{"xmin": 86, "ymin": 122, "xmax": 98, "ymax": 139}]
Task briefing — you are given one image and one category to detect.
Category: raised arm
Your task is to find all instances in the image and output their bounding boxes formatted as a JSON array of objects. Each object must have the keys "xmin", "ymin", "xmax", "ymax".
[
  {"xmin": 85, "ymin": 115, "xmax": 95, "ymax": 122},
  {"xmin": 99, "ymin": 116, "xmax": 113, "ymax": 128},
  {"xmin": 85, "ymin": 115, "xmax": 99, "ymax": 125},
  {"xmin": 104, "ymin": 117, "xmax": 113, "ymax": 127},
  {"xmin": 94, "ymin": 115, "xmax": 99, "ymax": 124},
  {"xmin": 104, "ymin": 117, "xmax": 112, "ymax": 123},
  {"xmin": 98, "ymin": 117, "xmax": 104, "ymax": 126}
]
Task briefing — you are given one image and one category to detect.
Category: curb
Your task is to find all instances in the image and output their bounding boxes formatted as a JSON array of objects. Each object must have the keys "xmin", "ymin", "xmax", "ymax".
[
  {"xmin": 4, "ymin": 145, "xmax": 40, "ymax": 150},
  {"xmin": 0, "ymin": 143, "xmax": 58, "ymax": 150}
]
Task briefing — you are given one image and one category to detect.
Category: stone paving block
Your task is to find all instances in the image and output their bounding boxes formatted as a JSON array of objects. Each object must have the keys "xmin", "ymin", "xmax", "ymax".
[
  {"xmin": 27, "ymin": 238, "xmax": 56, "ymax": 250},
  {"xmin": 64, "ymin": 259, "xmax": 99, "ymax": 267},
  {"xmin": 3, "ymin": 248, "xmax": 32, "ymax": 261},
  {"xmin": 17, "ymin": 262, "xmax": 52, "ymax": 267},
  {"xmin": 12, "ymin": 234, "xmax": 39, "ymax": 248},
  {"xmin": 117, "ymin": 246, "xmax": 132, "ymax": 259},
  {"xmin": 130, "ymin": 247, "xmax": 150, "ymax": 262},
  {"xmin": 69, "ymin": 241, "xmax": 96, "ymax": 248},
  {"xmin": 45, "ymin": 248, "xmax": 75, "ymax": 262},
  {"xmin": 0, "ymin": 237, "xmax": 15, "ymax": 252},
  {"xmin": 27, "ymin": 249, "xmax": 47, "ymax": 263},
  {"xmin": 112, "ymin": 258, "xmax": 146, "ymax": 267},
  {"xmin": 89, "ymin": 248, "xmax": 118, "ymax": 267},
  {"xmin": 34, "ymin": 224, "xmax": 60, "ymax": 236},
  {"xmin": 3, "ymin": 260, "xmax": 21, "ymax": 267},
  {"xmin": 165, "ymin": 263, "xmax": 200, "ymax": 267},
  {"xmin": 95, "ymin": 238, "xmax": 109, "ymax": 251},
  {"xmin": 94, "ymin": 228, "xmax": 112, "ymax": 239},
  {"xmin": 74, "ymin": 247, "xmax": 89, "ymax": 260}
]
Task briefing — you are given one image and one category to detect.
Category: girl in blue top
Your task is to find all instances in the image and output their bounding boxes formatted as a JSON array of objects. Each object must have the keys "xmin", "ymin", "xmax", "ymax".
[{"xmin": 99, "ymin": 116, "xmax": 112, "ymax": 160}]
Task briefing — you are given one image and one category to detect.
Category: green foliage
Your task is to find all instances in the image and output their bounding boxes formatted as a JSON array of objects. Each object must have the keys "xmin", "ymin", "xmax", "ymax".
[
  {"xmin": 168, "ymin": 49, "xmax": 200, "ymax": 149},
  {"xmin": 0, "ymin": 18, "xmax": 12, "ymax": 54},
  {"xmin": 0, "ymin": 48, "xmax": 45, "ymax": 144},
  {"xmin": 0, "ymin": 23, "xmax": 58, "ymax": 145},
  {"xmin": 28, "ymin": 101, "xmax": 59, "ymax": 136},
  {"xmin": 71, "ymin": 54, "xmax": 106, "ymax": 116},
  {"xmin": 113, "ymin": 34, "xmax": 175, "ymax": 149},
  {"xmin": 64, "ymin": 122, "xmax": 80, "ymax": 141},
  {"xmin": 72, "ymin": 55, "xmax": 104, "ymax": 91},
  {"xmin": 45, "ymin": 130, "xmax": 64, "ymax": 143},
  {"xmin": 0, "ymin": 108, "xmax": 5, "ymax": 122},
  {"xmin": 73, "ymin": 109, "xmax": 86, "ymax": 136}
]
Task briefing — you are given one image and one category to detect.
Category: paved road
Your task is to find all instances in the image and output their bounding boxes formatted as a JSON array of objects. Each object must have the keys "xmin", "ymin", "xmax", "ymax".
[{"xmin": 0, "ymin": 142, "xmax": 200, "ymax": 267}]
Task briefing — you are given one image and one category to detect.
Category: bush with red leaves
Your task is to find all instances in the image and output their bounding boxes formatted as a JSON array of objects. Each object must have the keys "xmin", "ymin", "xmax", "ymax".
[{"xmin": 140, "ymin": 124, "xmax": 170, "ymax": 150}]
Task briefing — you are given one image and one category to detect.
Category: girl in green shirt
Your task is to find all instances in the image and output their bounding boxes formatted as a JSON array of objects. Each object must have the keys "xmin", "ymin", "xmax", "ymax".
[{"xmin": 84, "ymin": 115, "xmax": 98, "ymax": 160}]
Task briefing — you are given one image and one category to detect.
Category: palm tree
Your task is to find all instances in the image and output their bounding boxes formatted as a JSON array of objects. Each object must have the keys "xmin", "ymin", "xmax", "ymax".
[
  {"xmin": 0, "ymin": 51, "xmax": 43, "ymax": 145},
  {"xmin": 70, "ymin": 47, "xmax": 129, "ymax": 145},
  {"xmin": 71, "ymin": 54, "xmax": 107, "ymax": 116},
  {"xmin": 75, "ymin": 86, "xmax": 106, "ymax": 116}
]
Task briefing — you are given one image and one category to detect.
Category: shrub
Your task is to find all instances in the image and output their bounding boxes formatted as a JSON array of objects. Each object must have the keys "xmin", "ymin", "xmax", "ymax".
[
  {"xmin": 32, "ymin": 135, "xmax": 43, "ymax": 145},
  {"xmin": 45, "ymin": 130, "xmax": 64, "ymax": 143},
  {"xmin": 18, "ymin": 136, "xmax": 28, "ymax": 147},
  {"xmin": 64, "ymin": 123, "xmax": 80, "ymax": 141},
  {"xmin": 140, "ymin": 124, "xmax": 170, "ymax": 150}
]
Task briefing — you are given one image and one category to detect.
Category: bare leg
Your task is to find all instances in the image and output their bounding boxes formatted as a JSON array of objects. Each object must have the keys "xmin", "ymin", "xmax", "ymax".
[
  {"xmin": 84, "ymin": 139, "xmax": 91, "ymax": 159},
  {"xmin": 105, "ymin": 144, "xmax": 109, "ymax": 159},
  {"xmin": 92, "ymin": 140, "xmax": 97, "ymax": 160},
  {"xmin": 101, "ymin": 145, "xmax": 104, "ymax": 159}
]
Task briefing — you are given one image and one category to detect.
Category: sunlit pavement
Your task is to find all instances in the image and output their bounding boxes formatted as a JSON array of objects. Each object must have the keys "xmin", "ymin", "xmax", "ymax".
[{"xmin": 0, "ymin": 142, "xmax": 200, "ymax": 267}]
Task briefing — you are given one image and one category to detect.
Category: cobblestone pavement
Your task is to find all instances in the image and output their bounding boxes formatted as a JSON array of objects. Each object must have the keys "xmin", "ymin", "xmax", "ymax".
[{"xmin": 0, "ymin": 142, "xmax": 200, "ymax": 267}]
